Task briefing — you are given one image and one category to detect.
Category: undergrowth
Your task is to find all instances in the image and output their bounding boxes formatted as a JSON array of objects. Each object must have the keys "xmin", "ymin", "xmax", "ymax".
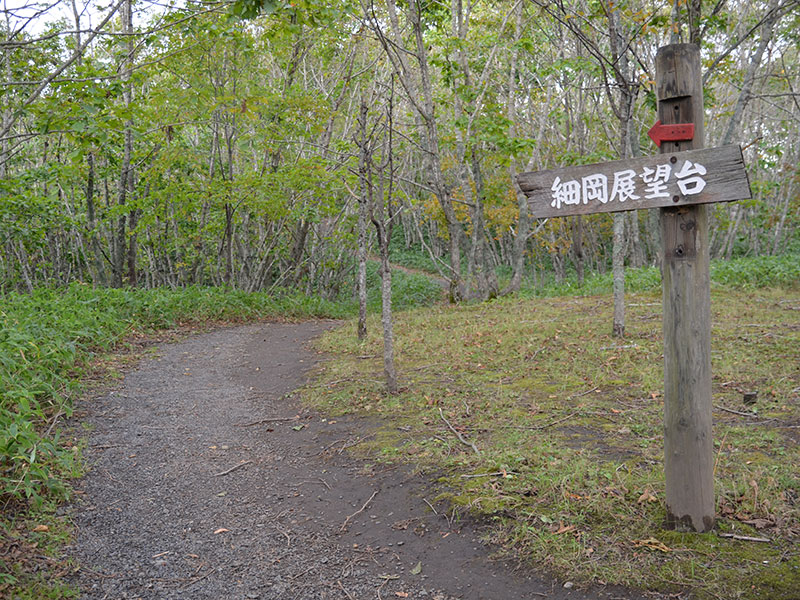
[{"xmin": 520, "ymin": 253, "xmax": 800, "ymax": 298}]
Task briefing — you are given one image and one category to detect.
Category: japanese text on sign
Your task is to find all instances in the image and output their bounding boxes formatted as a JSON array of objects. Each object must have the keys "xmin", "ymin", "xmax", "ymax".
[{"xmin": 550, "ymin": 160, "xmax": 707, "ymax": 211}]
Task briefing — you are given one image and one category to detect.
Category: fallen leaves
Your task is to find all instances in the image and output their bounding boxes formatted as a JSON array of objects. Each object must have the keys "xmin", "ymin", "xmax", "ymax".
[
  {"xmin": 32, "ymin": 525, "xmax": 49, "ymax": 533},
  {"xmin": 632, "ymin": 537, "xmax": 671, "ymax": 552},
  {"xmin": 637, "ymin": 490, "xmax": 657, "ymax": 504},
  {"xmin": 555, "ymin": 523, "xmax": 576, "ymax": 535},
  {"xmin": 213, "ymin": 528, "xmax": 229, "ymax": 535}
]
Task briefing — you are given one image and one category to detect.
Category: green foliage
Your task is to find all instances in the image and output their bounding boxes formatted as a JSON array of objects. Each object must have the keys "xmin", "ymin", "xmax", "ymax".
[
  {"xmin": 364, "ymin": 262, "xmax": 443, "ymax": 312},
  {"xmin": 710, "ymin": 254, "xmax": 800, "ymax": 289},
  {"xmin": 387, "ymin": 248, "xmax": 443, "ymax": 275}
]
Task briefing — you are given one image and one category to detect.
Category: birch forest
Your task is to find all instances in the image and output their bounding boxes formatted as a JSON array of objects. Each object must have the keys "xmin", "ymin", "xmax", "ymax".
[{"xmin": 2, "ymin": 0, "xmax": 799, "ymax": 300}]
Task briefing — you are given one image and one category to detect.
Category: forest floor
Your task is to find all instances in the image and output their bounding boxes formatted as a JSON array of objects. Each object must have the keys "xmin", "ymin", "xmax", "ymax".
[{"xmin": 65, "ymin": 320, "xmax": 663, "ymax": 600}]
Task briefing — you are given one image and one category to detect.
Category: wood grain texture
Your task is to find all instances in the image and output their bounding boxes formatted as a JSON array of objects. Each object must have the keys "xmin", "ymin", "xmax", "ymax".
[
  {"xmin": 517, "ymin": 144, "xmax": 750, "ymax": 218},
  {"xmin": 657, "ymin": 43, "xmax": 715, "ymax": 533}
]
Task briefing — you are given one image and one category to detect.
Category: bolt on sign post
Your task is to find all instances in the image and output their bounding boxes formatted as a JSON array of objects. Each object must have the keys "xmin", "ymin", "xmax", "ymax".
[{"xmin": 516, "ymin": 43, "xmax": 752, "ymax": 533}]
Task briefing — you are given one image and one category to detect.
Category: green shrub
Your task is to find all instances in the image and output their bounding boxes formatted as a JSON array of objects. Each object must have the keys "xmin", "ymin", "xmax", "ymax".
[
  {"xmin": 364, "ymin": 261, "xmax": 443, "ymax": 312},
  {"xmin": 710, "ymin": 254, "xmax": 800, "ymax": 289}
]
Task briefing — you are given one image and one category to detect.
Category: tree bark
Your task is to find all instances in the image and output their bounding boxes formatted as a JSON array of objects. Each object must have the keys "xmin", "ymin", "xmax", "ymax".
[
  {"xmin": 356, "ymin": 99, "xmax": 370, "ymax": 341},
  {"xmin": 114, "ymin": 0, "xmax": 133, "ymax": 288}
]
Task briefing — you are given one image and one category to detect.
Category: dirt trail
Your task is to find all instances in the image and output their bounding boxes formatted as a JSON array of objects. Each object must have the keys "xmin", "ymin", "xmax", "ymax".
[{"xmin": 68, "ymin": 321, "xmax": 660, "ymax": 600}]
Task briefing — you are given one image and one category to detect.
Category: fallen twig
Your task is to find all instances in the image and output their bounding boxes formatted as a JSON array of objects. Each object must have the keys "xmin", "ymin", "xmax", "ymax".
[
  {"xmin": 422, "ymin": 497, "xmax": 438, "ymax": 515},
  {"xmin": 45, "ymin": 410, "xmax": 65, "ymax": 437},
  {"xmin": 275, "ymin": 525, "xmax": 292, "ymax": 547},
  {"xmin": 294, "ymin": 478, "xmax": 332, "ymax": 491},
  {"xmin": 530, "ymin": 411, "xmax": 580, "ymax": 431},
  {"xmin": 715, "ymin": 405, "xmax": 757, "ymax": 418},
  {"xmin": 318, "ymin": 433, "xmax": 375, "ymax": 456},
  {"xmin": 713, "ymin": 431, "xmax": 728, "ymax": 478},
  {"xmin": 439, "ymin": 407, "xmax": 480, "ymax": 455},
  {"xmin": 339, "ymin": 433, "xmax": 376, "ymax": 453},
  {"xmin": 235, "ymin": 417, "xmax": 296, "ymax": 427},
  {"xmin": 179, "ymin": 568, "xmax": 212, "ymax": 590},
  {"xmin": 718, "ymin": 533, "xmax": 771, "ymax": 543},
  {"xmin": 213, "ymin": 460, "xmax": 252, "ymax": 477},
  {"xmin": 460, "ymin": 471, "xmax": 517, "ymax": 479},
  {"xmin": 340, "ymin": 490, "xmax": 378, "ymax": 533},
  {"xmin": 337, "ymin": 580, "xmax": 357, "ymax": 600},
  {"xmin": 568, "ymin": 386, "xmax": 599, "ymax": 399}
]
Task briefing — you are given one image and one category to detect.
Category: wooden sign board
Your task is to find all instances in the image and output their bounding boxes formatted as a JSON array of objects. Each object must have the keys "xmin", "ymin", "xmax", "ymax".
[{"xmin": 517, "ymin": 144, "xmax": 750, "ymax": 219}]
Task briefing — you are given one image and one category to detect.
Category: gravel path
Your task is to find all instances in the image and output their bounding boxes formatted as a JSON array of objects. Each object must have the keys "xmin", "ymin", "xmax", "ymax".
[{"xmin": 67, "ymin": 321, "xmax": 661, "ymax": 600}]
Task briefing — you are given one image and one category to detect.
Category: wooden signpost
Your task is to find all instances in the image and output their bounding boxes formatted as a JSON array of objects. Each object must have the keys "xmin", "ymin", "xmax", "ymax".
[
  {"xmin": 516, "ymin": 144, "xmax": 749, "ymax": 219},
  {"xmin": 516, "ymin": 44, "xmax": 753, "ymax": 532}
]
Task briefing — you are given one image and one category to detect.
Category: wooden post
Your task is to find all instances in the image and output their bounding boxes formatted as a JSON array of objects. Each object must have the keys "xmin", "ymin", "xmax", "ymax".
[{"xmin": 657, "ymin": 44, "xmax": 715, "ymax": 532}]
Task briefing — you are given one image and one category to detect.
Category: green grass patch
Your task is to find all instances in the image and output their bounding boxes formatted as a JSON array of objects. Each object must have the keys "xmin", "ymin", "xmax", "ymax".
[
  {"xmin": 304, "ymin": 286, "xmax": 800, "ymax": 598},
  {"xmin": 388, "ymin": 247, "xmax": 445, "ymax": 276},
  {"xmin": 519, "ymin": 253, "xmax": 800, "ymax": 298},
  {"xmin": 365, "ymin": 261, "xmax": 444, "ymax": 311}
]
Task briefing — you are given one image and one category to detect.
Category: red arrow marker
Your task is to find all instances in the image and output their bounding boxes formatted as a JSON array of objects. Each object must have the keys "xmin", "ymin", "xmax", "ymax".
[{"xmin": 647, "ymin": 121, "xmax": 695, "ymax": 147}]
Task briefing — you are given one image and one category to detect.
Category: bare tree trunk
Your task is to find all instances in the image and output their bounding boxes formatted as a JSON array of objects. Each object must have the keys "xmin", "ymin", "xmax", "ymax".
[
  {"xmin": 714, "ymin": 0, "xmax": 781, "ymax": 260},
  {"xmin": 362, "ymin": 85, "xmax": 399, "ymax": 393},
  {"xmin": 608, "ymin": 5, "xmax": 635, "ymax": 337},
  {"xmin": 503, "ymin": 2, "xmax": 530, "ymax": 294},
  {"xmin": 356, "ymin": 100, "xmax": 370, "ymax": 341},
  {"xmin": 572, "ymin": 215, "xmax": 584, "ymax": 286},
  {"xmin": 720, "ymin": 0, "xmax": 781, "ymax": 146},
  {"xmin": 377, "ymin": 0, "xmax": 464, "ymax": 300},
  {"xmin": 86, "ymin": 152, "xmax": 108, "ymax": 286},
  {"xmin": 612, "ymin": 214, "xmax": 626, "ymax": 336},
  {"xmin": 379, "ymin": 251, "xmax": 397, "ymax": 393},
  {"xmin": 13, "ymin": 241, "xmax": 35, "ymax": 293},
  {"xmin": 114, "ymin": 0, "xmax": 133, "ymax": 288}
]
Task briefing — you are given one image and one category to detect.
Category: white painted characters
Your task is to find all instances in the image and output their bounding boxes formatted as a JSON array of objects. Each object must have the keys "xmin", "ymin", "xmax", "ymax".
[{"xmin": 549, "ymin": 159, "xmax": 708, "ymax": 210}]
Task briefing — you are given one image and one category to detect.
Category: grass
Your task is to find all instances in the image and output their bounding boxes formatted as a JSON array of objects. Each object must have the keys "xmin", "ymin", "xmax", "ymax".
[
  {"xmin": 365, "ymin": 260, "xmax": 444, "ymax": 311},
  {"xmin": 517, "ymin": 253, "xmax": 800, "ymax": 298},
  {"xmin": 303, "ymin": 268, "xmax": 800, "ymax": 598}
]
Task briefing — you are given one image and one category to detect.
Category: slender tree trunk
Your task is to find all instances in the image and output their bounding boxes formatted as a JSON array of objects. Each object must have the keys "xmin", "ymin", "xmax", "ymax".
[
  {"xmin": 13, "ymin": 241, "xmax": 35, "ymax": 293},
  {"xmin": 381, "ymin": 0, "xmax": 463, "ymax": 300},
  {"xmin": 470, "ymin": 150, "xmax": 498, "ymax": 298},
  {"xmin": 114, "ymin": 0, "xmax": 133, "ymax": 288},
  {"xmin": 607, "ymin": 5, "xmax": 637, "ymax": 337},
  {"xmin": 612, "ymin": 214, "xmax": 626, "ymax": 336},
  {"xmin": 711, "ymin": 0, "xmax": 782, "ymax": 259},
  {"xmin": 720, "ymin": 0, "xmax": 781, "ymax": 147},
  {"xmin": 86, "ymin": 152, "xmax": 108, "ymax": 286},
  {"xmin": 356, "ymin": 99, "xmax": 369, "ymax": 341},
  {"xmin": 379, "ymin": 249, "xmax": 397, "ymax": 393},
  {"xmin": 572, "ymin": 215, "xmax": 584, "ymax": 286},
  {"xmin": 224, "ymin": 203, "xmax": 234, "ymax": 285},
  {"xmin": 504, "ymin": 2, "xmax": 530, "ymax": 294}
]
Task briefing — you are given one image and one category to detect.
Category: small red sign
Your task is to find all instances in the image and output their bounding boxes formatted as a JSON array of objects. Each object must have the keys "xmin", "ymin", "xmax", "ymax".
[{"xmin": 648, "ymin": 121, "xmax": 695, "ymax": 147}]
